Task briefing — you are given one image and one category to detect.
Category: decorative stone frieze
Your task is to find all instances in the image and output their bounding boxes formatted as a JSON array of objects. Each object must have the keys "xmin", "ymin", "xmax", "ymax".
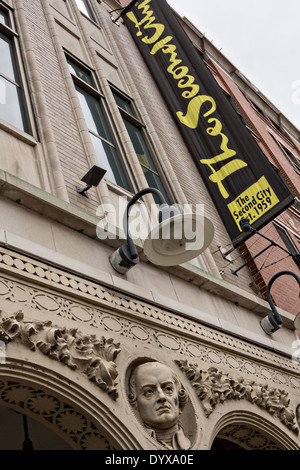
[
  {"xmin": 176, "ymin": 360, "xmax": 299, "ymax": 435},
  {"xmin": 0, "ymin": 310, "xmax": 120, "ymax": 399},
  {"xmin": 0, "ymin": 270, "xmax": 299, "ymax": 391}
]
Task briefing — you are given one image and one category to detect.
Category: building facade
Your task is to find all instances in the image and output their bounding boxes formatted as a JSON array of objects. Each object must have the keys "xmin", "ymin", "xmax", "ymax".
[{"xmin": 0, "ymin": 0, "xmax": 299, "ymax": 450}]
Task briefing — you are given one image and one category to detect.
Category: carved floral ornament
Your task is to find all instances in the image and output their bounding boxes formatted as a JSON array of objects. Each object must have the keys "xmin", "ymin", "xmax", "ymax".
[
  {"xmin": 176, "ymin": 360, "xmax": 299, "ymax": 435},
  {"xmin": 0, "ymin": 310, "xmax": 299, "ymax": 438},
  {"xmin": 0, "ymin": 310, "xmax": 120, "ymax": 399}
]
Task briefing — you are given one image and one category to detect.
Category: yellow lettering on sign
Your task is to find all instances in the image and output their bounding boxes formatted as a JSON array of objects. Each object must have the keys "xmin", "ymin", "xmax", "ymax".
[
  {"xmin": 126, "ymin": 0, "xmax": 253, "ymax": 201},
  {"xmin": 126, "ymin": 0, "xmax": 165, "ymax": 44},
  {"xmin": 177, "ymin": 95, "xmax": 216, "ymax": 129},
  {"xmin": 227, "ymin": 176, "xmax": 279, "ymax": 229},
  {"xmin": 208, "ymin": 161, "xmax": 248, "ymax": 199},
  {"xmin": 151, "ymin": 37, "xmax": 200, "ymax": 99}
]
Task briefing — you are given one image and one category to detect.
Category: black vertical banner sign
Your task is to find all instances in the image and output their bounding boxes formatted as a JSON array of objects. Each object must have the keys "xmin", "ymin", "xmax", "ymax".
[{"xmin": 121, "ymin": 0, "xmax": 294, "ymax": 247}]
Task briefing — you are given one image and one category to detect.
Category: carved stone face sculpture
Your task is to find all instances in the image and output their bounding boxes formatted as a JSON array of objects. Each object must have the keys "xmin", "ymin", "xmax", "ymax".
[
  {"xmin": 128, "ymin": 361, "xmax": 191, "ymax": 449},
  {"xmin": 132, "ymin": 362, "xmax": 180, "ymax": 429}
]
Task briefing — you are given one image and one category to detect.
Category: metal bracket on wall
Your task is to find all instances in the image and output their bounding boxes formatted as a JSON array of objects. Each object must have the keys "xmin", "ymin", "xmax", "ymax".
[{"xmin": 230, "ymin": 218, "xmax": 300, "ymax": 276}]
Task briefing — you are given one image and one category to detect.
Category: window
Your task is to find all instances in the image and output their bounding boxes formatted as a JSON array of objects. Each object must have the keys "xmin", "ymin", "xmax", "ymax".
[
  {"xmin": 75, "ymin": 0, "xmax": 97, "ymax": 22},
  {"xmin": 112, "ymin": 90, "xmax": 170, "ymax": 203},
  {"xmin": 280, "ymin": 143, "xmax": 300, "ymax": 172},
  {"xmin": 269, "ymin": 134, "xmax": 300, "ymax": 172},
  {"xmin": 0, "ymin": 9, "xmax": 28, "ymax": 132},
  {"xmin": 67, "ymin": 59, "xmax": 130, "ymax": 190},
  {"xmin": 273, "ymin": 223, "xmax": 299, "ymax": 256}
]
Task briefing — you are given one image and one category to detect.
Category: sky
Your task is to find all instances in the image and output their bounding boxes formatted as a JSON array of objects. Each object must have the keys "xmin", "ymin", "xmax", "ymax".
[{"xmin": 167, "ymin": 0, "xmax": 300, "ymax": 131}]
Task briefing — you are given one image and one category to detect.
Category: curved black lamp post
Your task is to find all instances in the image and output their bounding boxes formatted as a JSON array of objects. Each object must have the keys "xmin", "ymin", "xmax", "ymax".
[
  {"xmin": 110, "ymin": 188, "xmax": 180, "ymax": 274},
  {"xmin": 261, "ymin": 270, "xmax": 300, "ymax": 335}
]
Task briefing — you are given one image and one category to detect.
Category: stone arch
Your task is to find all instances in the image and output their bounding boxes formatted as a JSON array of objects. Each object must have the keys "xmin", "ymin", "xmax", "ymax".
[
  {"xmin": 0, "ymin": 358, "xmax": 141, "ymax": 450},
  {"xmin": 209, "ymin": 410, "xmax": 300, "ymax": 451}
]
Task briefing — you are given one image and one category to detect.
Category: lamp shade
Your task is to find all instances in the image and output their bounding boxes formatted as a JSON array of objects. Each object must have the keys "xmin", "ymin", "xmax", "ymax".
[
  {"xmin": 143, "ymin": 213, "xmax": 214, "ymax": 266},
  {"xmin": 294, "ymin": 312, "xmax": 300, "ymax": 330}
]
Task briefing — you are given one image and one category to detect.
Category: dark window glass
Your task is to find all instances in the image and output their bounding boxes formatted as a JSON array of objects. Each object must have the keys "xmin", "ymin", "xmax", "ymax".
[
  {"xmin": 113, "ymin": 90, "xmax": 170, "ymax": 202},
  {"xmin": 89, "ymin": 133, "xmax": 129, "ymax": 189},
  {"xmin": 269, "ymin": 133, "xmax": 300, "ymax": 172},
  {"xmin": 113, "ymin": 93, "xmax": 133, "ymax": 116},
  {"xmin": 274, "ymin": 223, "xmax": 299, "ymax": 256},
  {"xmin": 76, "ymin": 86, "xmax": 113, "ymax": 142},
  {"xmin": 281, "ymin": 144, "xmax": 300, "ymax": 171},
  {"xmin": 124, "ymin": 119, "xmax": 169, "ymax": 201},
  {"xmin": 67, "ymin": 60, "xmax": 93, "ymax": 86}
]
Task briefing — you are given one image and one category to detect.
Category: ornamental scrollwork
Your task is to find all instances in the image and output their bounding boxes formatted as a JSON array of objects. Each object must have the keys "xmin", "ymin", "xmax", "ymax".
[
  {"xmin": 0, "ymin": 311, "xmax": 120, "ymax": 399},
  {"xmin": 176, "ymin": 360, "xmax": 299, "ymax": 435}
]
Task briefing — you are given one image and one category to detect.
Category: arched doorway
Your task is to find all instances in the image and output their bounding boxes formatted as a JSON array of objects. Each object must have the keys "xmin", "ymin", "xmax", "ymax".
[
  {"xmin": 210, "ymin": 411, "xmax": 299, "ymax": 451},
  {"xmin": 0, "ymin": 405, "xmax": 73, "ymax": 450},
  {"xmin": 0, "ymin": 358, "xmax": 142, "ymax": 450},
  {"xmin": 0, "ymin": 378, "xmax": 117, "ymax": 450},
  {"xmin": 211, "ymin": 423, "xmax": 281, "ymax": 450}
]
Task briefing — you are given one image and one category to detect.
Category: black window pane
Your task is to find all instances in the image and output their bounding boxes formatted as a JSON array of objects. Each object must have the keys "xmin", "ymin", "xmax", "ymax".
[
  {"xmin": 67, "ymin": 60, "xmax": 93, "ymax": 86},
  {"xmin": 76, "ymin": 85, "xmax": 113, "ymax": 143},
  {"xmin": 113, "ymin": 93, "xmax": 133, "ymax": 115},
  {"xmin": 274, "ymin": 224, "xmax": 298, "ymax": 256},
  {"xmin": 281, "ymin": 144, "xmax": 300, "ymax": 171},
  {"xmin": 0, "ymin": 76, "xmax": 28, "ymax": 132},
  {"xmin": 142, "ymin": 167, "xmax": 170, "ymax": 201},
  {"xmin": 124, "ymin": 119, "xmax": 154, "ymax": 169},
  {"xmin": 0, "ymin": 33, "xmax": 18, "ymax": 82},
  {"xmin": 124, "ymin": 119, "xmax": 169, "ymax": 201},
  {"xmin": 90, "ymin": 133, "xmax": 130, "ymax": 190}
]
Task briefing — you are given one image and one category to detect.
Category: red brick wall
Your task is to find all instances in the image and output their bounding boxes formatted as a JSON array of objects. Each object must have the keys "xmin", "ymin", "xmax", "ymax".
[{"xmin": 116, "ymin": 0, "xmax": 131, "ymax": 6}]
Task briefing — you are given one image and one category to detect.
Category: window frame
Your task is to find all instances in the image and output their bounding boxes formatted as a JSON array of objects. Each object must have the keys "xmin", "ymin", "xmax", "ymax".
[
  {"xmin": 0, "ymin": 4, "xmax": 32, "ymax": 135},
  {"xmin": 66, "ymin": 54, "xmax": 132, "ymax": 191},
  {"xmin": 269, "ymin": 133, "xmax": 300, "ymax": 174},
  {"xmin": 110, "ymin": 83, "xmax": 172, "ymax": 203},
  {"xmin": 279, "ymin": 142, "xmax": 300, "ymax": 173},
  {"xmin": 273, "ymin": 222, "xmax": 299, "ymax": 257},
  {"xmin": 74, "ymin": 0, "xmax": 98, "ymax": 25}
]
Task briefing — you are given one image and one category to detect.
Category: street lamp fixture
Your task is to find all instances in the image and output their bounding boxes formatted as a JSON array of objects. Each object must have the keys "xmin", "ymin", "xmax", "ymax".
[
  {"xmin": 109, "ymin": 188, "xmax": 215, "ymax": 274},
  {"xmin": 294, "ymin": 312, "xmax": 300, "ymax": 330},
  {"xmin": 260, "ymin": 270, "xmax": 300, "ymax": 335}
]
